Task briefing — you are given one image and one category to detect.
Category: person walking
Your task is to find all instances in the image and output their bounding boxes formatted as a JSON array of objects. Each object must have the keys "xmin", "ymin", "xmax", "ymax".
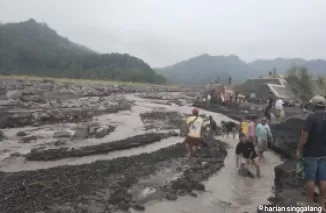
[
  {"xmin": 275, "ymin": 98, "xmax": 285, "ymax": 123},
  {"xmin": 255, "ymin": 117, "xmax": 272, "ymax": 158},
  {"xmin": 236, "ymin": 133, "xmax": 260, "ymax": 178},
  {"xmin": 207, "ymin": 94, "xmax": 211, "ymax": 108},
  {"xmin": 240, "ymin": 113, "xmax": 250, "ymax": 136},
  {"xmin": 296, "ymin": 96, "xmax": 326, "ymax": 209},
  {"xmin": 247, "ymin": 115, "xmax": 258, "ymax": 143},
  {"xmin": 208, "ymin": 115, "xmax": 217, "ymax": 138},
  {"xmin": 184, "ymin": 108, "xmax": 204, "ymax": 159},
  {"xmin": 265, "ymin": 92, "xmax": 274, "ymax": 122}
]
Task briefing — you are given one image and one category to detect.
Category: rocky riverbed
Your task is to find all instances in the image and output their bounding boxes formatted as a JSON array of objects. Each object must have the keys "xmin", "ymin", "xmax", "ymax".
[
  {"xmin": 0, "ymin": 79, "xmax": 234, "ymax": 213},
  {"xmin": 0, "ymin": 78, "xmax": 301, "ymax": 213}
]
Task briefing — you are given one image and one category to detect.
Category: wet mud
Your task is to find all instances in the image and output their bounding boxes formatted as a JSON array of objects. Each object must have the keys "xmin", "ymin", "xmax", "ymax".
[
  {"xmin": 26, "ymin": 132, "xmax": 178, "ymax": 161},
  {"xmin": 0, "ymin": 78, "xmax": 297, "ymax": 213},
  {"xmin": 259, "ymin": 116, "xmax": 309, "ymax": 213},
  {"xmin": 139, "ymin": 111, "xmax": 184, "ymax": 130},
  {"xmin": 0, "ymin": 135, "xmax": 226, "ymax": 213}
]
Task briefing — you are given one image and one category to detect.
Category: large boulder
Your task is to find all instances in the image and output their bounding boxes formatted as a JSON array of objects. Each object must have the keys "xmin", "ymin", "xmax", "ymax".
[
  {"xmin": 269, "ymin": 117, "xmax": 306, "ymax": 159},
  {"xmin": 6, "ymin": 90, "xmax": 23, "ymax": 100},
  {"xmin": 21, "ymin": 95, "xmax": 45, "ymax": 103}
]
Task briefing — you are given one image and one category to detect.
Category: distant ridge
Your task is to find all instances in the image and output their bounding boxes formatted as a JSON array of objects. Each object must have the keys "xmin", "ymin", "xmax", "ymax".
[
  {"xmin": 0, "ymin": 19, "xmax": 166, "ymax": 84},
  {"xmin": 157, "ymin": 54, "xmax": 326, "ymax": 85}
]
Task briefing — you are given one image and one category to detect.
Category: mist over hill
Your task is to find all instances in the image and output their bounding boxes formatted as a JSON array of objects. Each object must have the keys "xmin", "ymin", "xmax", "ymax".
[
  {"xmin": 156, "ymin": 54, "xmax": 326, "ymax": 85},
  {"xmin": 0, "ymin": 19, "xmax": 166, "ymax": 84}
]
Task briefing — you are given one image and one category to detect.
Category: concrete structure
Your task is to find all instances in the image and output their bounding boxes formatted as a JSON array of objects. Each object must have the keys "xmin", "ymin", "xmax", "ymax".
[{"xmin": 234, "ymin": 77, "xmax": 296, "ymax": 100}]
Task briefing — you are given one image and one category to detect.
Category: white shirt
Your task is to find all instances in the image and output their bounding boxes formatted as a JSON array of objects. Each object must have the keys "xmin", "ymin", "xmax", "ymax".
[
  {"xmin": 275, "ymin": 99, "xmax": 283, "ymax": 109},
  {"xmin": 207, "ymin": 94, "xmax": 211, "ymax": 101},
  {"xmin": 186, "ymin": 116, "xmax": 204, "ymax": 138}
]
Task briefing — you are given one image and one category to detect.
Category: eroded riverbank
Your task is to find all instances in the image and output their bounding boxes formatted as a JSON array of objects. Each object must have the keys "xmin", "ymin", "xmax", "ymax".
[{"xmin": 0, "ymin": 79, "xmax": 293, "ymax": 213}]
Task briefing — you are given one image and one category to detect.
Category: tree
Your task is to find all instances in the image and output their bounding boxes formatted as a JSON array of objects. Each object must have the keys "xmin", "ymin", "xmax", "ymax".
[{"xmin": 286, "ymin": 66, "xmax": 313, "ymax": 101}]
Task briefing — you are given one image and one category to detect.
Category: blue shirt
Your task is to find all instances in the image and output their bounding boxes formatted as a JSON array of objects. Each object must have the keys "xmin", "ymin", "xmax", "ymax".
[{"xmin": 255, "ymin": 123, "xmax": 272, "ymax": 140}]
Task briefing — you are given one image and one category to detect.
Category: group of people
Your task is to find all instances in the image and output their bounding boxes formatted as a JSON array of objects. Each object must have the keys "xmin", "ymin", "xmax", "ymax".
[
  {"xmin": 184, "ymin": 92, "xmax": 326, "ymax": 209},
  {"xmin": 183, "ymin": 106, "xmax": 272, "ymax": 178},
  {"xmin": 236, "ymin": 114, "xmax": 273, "ymax": 178},
  {"xmin": 264, "ymin": 92, "xmax": 285, "ymax": 123}
]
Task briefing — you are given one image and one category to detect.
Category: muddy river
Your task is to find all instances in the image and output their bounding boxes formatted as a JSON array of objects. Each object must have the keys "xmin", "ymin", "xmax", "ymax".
[{"xmin": 0, "ymin": 92, "xmax": 282, "ymax": 213}]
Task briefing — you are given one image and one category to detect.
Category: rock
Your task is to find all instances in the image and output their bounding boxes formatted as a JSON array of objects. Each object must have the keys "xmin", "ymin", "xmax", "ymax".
[
  {"xmin": 10, "ymin": 152, "xmax": 22, "ymax": 157},
  {"xmin": 193, "ymin": 183, "xmax": 205, "ymax": 191},
  {"xmin": 6, "ymin": 90, "xmax": 23, "ymax": 100},
  {"xmin": 166, "ymin": 193, "xmax": 177, "ymax": 201},
  {"xmin": 132, "ymin": 205, "xmax": 145, "ymax": 211},
  {"xmin": 42, "ymin": 79, "xmax": 55, "ymax": 84},
  {"xmin": 21, "ymin": 95, "xmax": 45, "ymax": 103},
  {"xmin": 73, "ymin": 127, "xmax": 89, "ymax": 139},
  {"xmin": 208, "ymin": 163, "xmax": 223, "ymax": 173},
  {"xmin": 17, "ymin": 131, "xmax": 28, "ymax": 137},
  {"xmin": 0, "ymin": 130, "xmax": 6, "ymax": 141},
  {"xmin": 54, "ymin": 139, "xmax": 67, "ymax": 146},
  {"xmin": 53, "ymin": 131, "xmax": 71, "ymax": 138},
  {"xmin": 201, "ymin": 161, "xmax": 209, "ymax": 169},
  {"xmin": 190, "ymin": 192, "xmax": 198, "ymax": 197},
  {"xmin": 95, "ymin": 127, "xmax": 106, "ymax": 138},
  {"xmin": 186, "ymin": 172, "xmax": 203, "ymax": 183},
  {"xmin": 20, "ymin": 135, "xmax": 37, "ymax": 143}
]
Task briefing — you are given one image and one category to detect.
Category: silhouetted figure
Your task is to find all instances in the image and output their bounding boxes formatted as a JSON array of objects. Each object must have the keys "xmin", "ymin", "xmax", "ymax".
[
  {"xmin": 268, "ymin": 71, "xmax": 272, "ymax": 75},
  {"xmin": 273, "ymin": 68, "xmax": 277, "ymax": 75},
  {"xmin": 228, "ymin": 76, "xmax": 232, "ymax": 85}
]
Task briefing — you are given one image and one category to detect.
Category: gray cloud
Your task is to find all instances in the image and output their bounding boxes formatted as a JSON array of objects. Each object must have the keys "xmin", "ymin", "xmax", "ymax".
[{"xmin": 1, "ymin": 0, "xmax": 326, "ymax": 67}]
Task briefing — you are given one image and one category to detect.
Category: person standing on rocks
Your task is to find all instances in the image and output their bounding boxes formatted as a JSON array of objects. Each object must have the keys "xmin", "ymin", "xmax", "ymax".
[
  {"xmin": 296, "ymin": 96, "xmax": 326, "ymax": 209},
  {"xmin": 255, "ymin": 117, "xmax": 272, "ymax": 158},
  {"xmin": 265, "ymin": 92, "xmax": 274, "ymax": 122},
  {"xmin": 236, "ymin": 133, "xmax": 260, "ymax": 178},
  {"xmin": 274, "ymin": 98, "xmax": 285, "ymax": 123},
  {"xmin": 184, "ymin": 108, "xmax": 204, "ymax": 159},
  {"xmin": 207, "ymin": 93, "xmax": 211, "ymax": 108}
]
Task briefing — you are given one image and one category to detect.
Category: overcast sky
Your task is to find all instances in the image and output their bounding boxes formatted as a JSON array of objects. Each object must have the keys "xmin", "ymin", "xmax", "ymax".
[{"xmin": 1, "ymin": 0, "xmax": 326, "ymax": 67}]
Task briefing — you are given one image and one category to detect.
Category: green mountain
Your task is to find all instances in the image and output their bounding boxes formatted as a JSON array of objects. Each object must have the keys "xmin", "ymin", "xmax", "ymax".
[
  {"xmin": 157, "ymin": 55, "xmax": 326, "ymax": 85},
  {"xmin": 156, "ymin": 54, "xmax": 256, "ymax": 85},
  {"xmin": 0, "ymin": 19, "xmax": 166, "ymax": 84}
]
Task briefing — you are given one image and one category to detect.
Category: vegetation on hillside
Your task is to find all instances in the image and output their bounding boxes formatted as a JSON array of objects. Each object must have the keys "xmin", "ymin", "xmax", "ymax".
[
  {"xmin": 286, "ymin": 66, "xmax": 326, "ymax": 101},
  {"xmin": 0, "ymin": 19, "xmax": 166, "ymax": 84}
]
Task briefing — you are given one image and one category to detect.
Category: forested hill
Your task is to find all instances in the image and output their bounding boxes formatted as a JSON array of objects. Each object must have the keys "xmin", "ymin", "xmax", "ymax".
[
  {"xmin": 157, "ymin": 54, "xmax": 326, "ymax": 85},
  {"xmin": 156, "ymin": 54, "xmax": 256, "ymax": 84},
  {"xmin": 0, "ymin": 19, "xmax": 166, "ymax": 84}
]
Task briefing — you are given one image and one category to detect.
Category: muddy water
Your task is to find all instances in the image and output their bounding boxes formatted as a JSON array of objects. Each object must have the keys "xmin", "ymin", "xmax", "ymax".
[
  {"xmin": 0, "ymin": 93, "xmax": 283, "ymax": 212},
  {"xmin": 142, "ymin": 136, "xmax": 282, "ymax": 213}
]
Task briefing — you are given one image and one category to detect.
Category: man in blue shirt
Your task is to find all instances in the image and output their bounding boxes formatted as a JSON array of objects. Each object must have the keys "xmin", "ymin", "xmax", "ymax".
[
  {"xmin": 255, "ymin": 117, "xmax": 272, "ymax": 158},
  {"xmin": 296, "ymin": 96, "xmax": 326, "ymax": 209}
]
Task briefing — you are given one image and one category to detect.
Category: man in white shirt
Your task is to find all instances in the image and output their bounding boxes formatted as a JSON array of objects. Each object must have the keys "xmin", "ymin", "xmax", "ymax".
[
  {"xmin": 185, "ymin": 108, "xmax": 204, "ymax": 159},
  {"xmin": 207, "ymin": 94, "xmax": 211, "ymax": 107},
  {"xmin": 275, "ymin": 98, "xmax": 285, "ymax": 123}
]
